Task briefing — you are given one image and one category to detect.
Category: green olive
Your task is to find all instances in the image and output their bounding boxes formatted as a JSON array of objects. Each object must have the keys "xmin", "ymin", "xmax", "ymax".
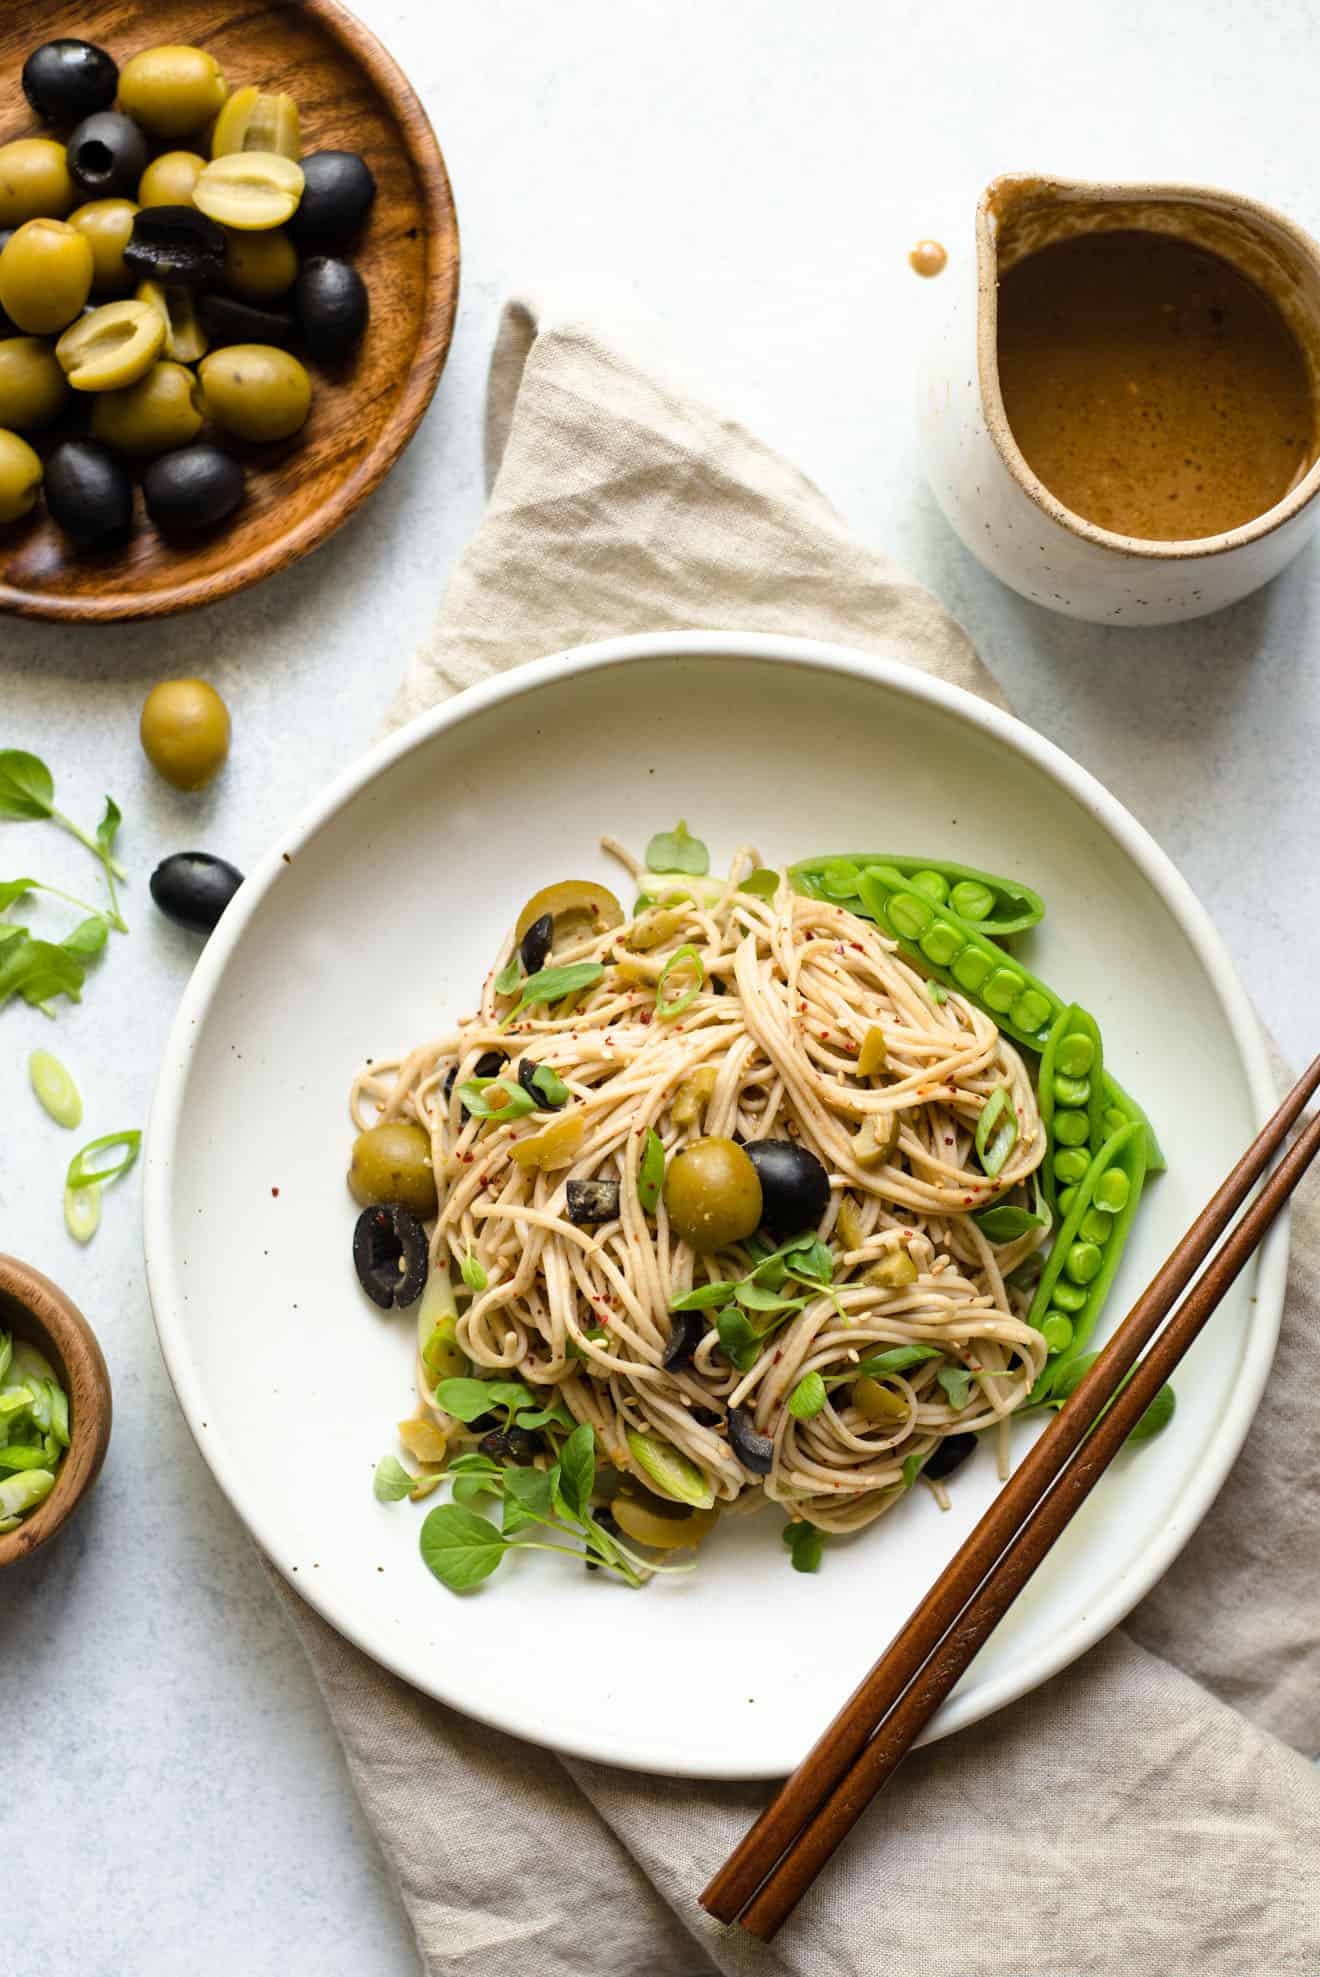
[
  {"xmin": 211, "ymin": 85, "xmax": 301, "ymax": 161},
  {"xmin": 117, "ymin": 46, "xmax": 229, "ymax": 141},
  {"xmin": 611, "ymin": 1490, "xmax": 718, "ymax": 1550},
  {"xmin": 852, "ymin": 1377, "xmax": 908, "ymax": 1424},
  {"xmin": 194, "ymin": 152, "xmax": 304, "ymax": 231},
  {"xmin": 0, "ymin": 337, "xmax": 69, "ymax": 430},
  {"xmin": 140, "ymin": 677, "xmax": 231, "ymax": 789},
  {"xmin": 0, "ymin": 139, "xmax": 75, "ymax": 226},
  {"xmin": 136, "ymin": 280, "xmax": 208, "ymax": 364},
  {"xmin": 92, "ymin": 362, "xmax": 204, "ymax": 458},
  {"xmin": 199, "ymin": 343, "xmax": 311, "ymax": 441},
  {"xmin": 662, "ymin": 1136, "xmax": 763, "ymax": 1253},
  {"xmin": 55, "ymin": 299, "xmax": 164, "ymax": 390},
  {"xmin": 222, "ymin": 226, "xmax": 297, "ymax": 299},
  {"xmin": 138, "ymin": 151, "xmax": 206, "ymax": 209},
  {"xmin": 349, "ymin": 1121, "xmax": 439, "ymax": 1217},
  {"xmin": 0, "ymin": 429, "xmax": 42, "ymax": 524},
  {"xmin": 0, "ymin": 219, "xmax": 94, "ymax": 334},
  {"xmin": 70, "ymin": 199, "xmax": 139, "ymax": 294}
]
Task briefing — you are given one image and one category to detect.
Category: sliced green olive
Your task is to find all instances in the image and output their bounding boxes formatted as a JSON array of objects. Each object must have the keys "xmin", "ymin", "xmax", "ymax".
[
  {"xmin": 863, "ymin": 1248, "xmax": 918, "ymax": 1288},
  {"xmin": 348, "ymin": 1120, "xmax": 438, "ymax": 1217},
  {"xmin": 136, "ymin": 279, "xmax": 207, "ymax": 363},
  {"xmin": 662, "ymin": 1136, "xmax": 762, "ymax": 1253},
  {"xmin": 194, "ymin": 152, "xmax": 305, "ymax": 231},
  {"xmin": 514, "ymin": 879, "xmax": 624, "ymax": 945},
  {"xmin": 56, "ymin": 299, "xmax": 164, "ymax": 390},
  {"xmin": 612, "ymin": 1490, "xmax": 718, "ymax": 1548},
  {"xmin": 211, "ymin": 85, "xmax": 302, "ymax": 162},
  {"xmin": 852, "ymin": 1376, "xmax": 908, "ymax": 1422},
  {"xmin": 853, "ymin": 1111, "xmax": 900, "ymax": 1167}
]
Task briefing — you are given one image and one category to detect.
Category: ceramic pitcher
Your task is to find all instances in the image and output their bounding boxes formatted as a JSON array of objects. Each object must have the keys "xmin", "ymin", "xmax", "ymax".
[{"xmin": 918, "ymin": 173, "xmax": 1320, "ymax": 625}]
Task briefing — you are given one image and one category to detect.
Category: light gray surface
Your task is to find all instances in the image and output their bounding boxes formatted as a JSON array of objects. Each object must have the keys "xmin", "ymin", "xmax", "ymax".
[{"xmin": 4, "ymin": 0, "xmax": 1316, "ymax": 1969}]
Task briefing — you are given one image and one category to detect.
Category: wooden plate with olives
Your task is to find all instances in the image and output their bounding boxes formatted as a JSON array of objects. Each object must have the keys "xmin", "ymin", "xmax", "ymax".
[{"xmin": 0, "ymin": 0, "xmax": 458, "ymax": 620}]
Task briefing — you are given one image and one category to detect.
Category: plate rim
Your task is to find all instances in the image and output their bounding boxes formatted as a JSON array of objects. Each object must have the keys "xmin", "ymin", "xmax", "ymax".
[{"xmin": 143, "ymin": 631, "xmax": 1287, "ymax": 1777}]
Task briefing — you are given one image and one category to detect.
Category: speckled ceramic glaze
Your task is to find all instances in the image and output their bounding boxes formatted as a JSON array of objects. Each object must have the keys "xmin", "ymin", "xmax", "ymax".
[{"xmin": 918, "ymin": 174, "xmax": 1320, "ymax": 624}]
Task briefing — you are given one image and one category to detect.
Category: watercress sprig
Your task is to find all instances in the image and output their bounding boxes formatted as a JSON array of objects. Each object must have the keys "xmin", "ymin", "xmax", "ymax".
[{"xmin": 0, "ymin": 752, "xmax": 127, "ymax": 930}]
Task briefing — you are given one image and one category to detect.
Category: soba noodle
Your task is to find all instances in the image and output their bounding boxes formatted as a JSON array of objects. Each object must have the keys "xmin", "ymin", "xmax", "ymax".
[{"xmin": 352, "ymin": 843, "xmax": 1049, "ymax": 1538}]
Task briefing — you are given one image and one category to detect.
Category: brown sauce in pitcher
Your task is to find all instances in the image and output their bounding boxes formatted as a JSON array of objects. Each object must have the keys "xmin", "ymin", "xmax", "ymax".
[{"xmin": 996, "ymin": 229, "xmax": 1315, "ymax": 539}]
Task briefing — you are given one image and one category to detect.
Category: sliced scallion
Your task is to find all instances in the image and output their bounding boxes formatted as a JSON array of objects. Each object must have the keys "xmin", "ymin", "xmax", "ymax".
[
  {"xmin": 974, "ymin": 1087, "xmax": 1018, "ymax": 1178},
  {"xmin": 637, "ymin": 1128, "xmax": 665, "ymax": 1214},
  {"xmin": 29, "ymin": 1049, "xmax": 82, "ymax": 1128},
  {"xmin": 64, "ymin": 1181, "xmax": 101, "ymax": 1244},
  {"xmin": 66, "ymin": 1128, "xmax": 141, "ymax": 1191},
  {"xmin": 654, "ymin": 944, "xmax": 704, "ymax": 1020}
]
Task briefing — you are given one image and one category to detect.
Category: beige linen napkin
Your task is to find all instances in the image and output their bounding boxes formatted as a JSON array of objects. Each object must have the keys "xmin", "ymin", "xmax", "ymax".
[{"xmin": 271, "ymin": 299, "xmax": 1320, "ymax": 1976}]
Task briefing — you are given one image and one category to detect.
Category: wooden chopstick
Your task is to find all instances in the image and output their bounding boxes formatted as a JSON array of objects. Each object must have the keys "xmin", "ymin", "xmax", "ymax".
[{"xmin": 701, "ymin": 1054, "xmax": 1320, "ymax": 1937}]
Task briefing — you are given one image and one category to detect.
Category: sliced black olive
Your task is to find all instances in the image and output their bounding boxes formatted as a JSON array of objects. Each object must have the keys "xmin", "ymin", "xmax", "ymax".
[
  {"xmin": 143, "ymin": 445, "xmax": 245, "ymax": 534},
  {"xmin": 518, "ymin": 1058, "xmax": 566, "ymax": 1109},
  {"xmin": 519, "ymin": 912, "xmax": 553, "ymax": 975},
  {"xmin": 728, "ymin": 1405, "xmax": 775, "ymax": 1475},
  {"xmin": 197, "ymin": 293, "xmax": 295, "ymax": 350},
  {"xmin": 474, "ymin": 1050, "xmax": 506, "ymax": 1079},
  {"xmin": 352, "ymin": 1201, "xmax": 428, "ymax": 1309},
  {"xmin": 691, "ymin": 1405, "xmax": 724, "ymax": 1428},
  {"xmin": 44, "ymin": 440, "xmax": 132, "ymax": 547},
  {"xmin": 662, "ymin": 1306, "xmax": 706, "ymax": 1370},
  {"xmin": 67, "ymin": 112, "xmax": 149, "ymax": 201},
  {"xmin": 745, "ymin": 1139, "xmax": 830, "ymax": 1237},
  {"xmin": 23, "ymin": 40, "xmax": 119, "ymax": 125},
  {"xmin": 287, "ymin": 150, "xmax": 376, "ymax": 251},
  {"xmin": 923, "ymin": 1433, "xmax": 978, "ymax": 1481},
  {"xmin": 124, "ymin": 205, "xmax": 225, "ymax": 287},
  {"xmin": 565, "ymin": 1179, "xmax": 621, "ymax": 1226},
  {"xmin": 294, "ymin": 256, "xmax": 368, "ymax": 360},
  {"xmin": 150, "ymin": 850, "xmax": 244, "ymax": 935},
  {"xmin": 478, "ymin": 1425, "xmax": 540, "ymax": 1465}
]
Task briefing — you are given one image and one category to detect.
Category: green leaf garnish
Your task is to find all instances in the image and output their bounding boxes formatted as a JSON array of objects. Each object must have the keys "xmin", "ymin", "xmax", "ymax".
[
  {"xmin": 670, "ymin": 1279, "xmax": 738, "ymax": 1311},
  {"xmin": 638, "ymin": 1128, "xmax": 665, "ymax": 1214},
  {"xmin": 737, "ymin": 868, "xmax": 780, "ymax": 899},
  {"xmin": 644, "ymin": 821, "xmax": 709, "ymax": 876},
  {"xmin": 734, "ymin": 1282, "xmax": 808, "ymax": 1314},
  {"xmin": 0, "ymin": 931, "xmax": 85, "ymax": 1014},
  {"xmin": 852, "ymin": 1344, "xmax": 941, "ymax": 1379},
  {"xmin": 901, "ymin": 1453, "xmax": 923, "ymax": 1489},
  {"xmin": 973, "ymin": 1201, "xmax": 1048, "ymax": 1243},
  {"xmin": 493, "ymin": 956, "xmax": 522, "ymax": 995},
  {"xmin": 0, "ymin": 752, "xmax": 128, "ymax": 928},
  {"xmin": 716, "ymin": 1308, "xmax": 762, "ymax": 1372},
  {"xmin": 531, "ymin": 1063, "xmax": 570, "ymax": 1107},
  {"xmin": 66, "ymin": 1128, "xmax": 140, "ymax": 1192},
  {"xmin": 788, "ymin": 1371, "xmax": 827, "ymax": 1420},
  {"xmin": 502, "ymin": 961, "xmax": 605, "ymax": 1028},
  {"xmin": 373, "ymin": 1455, "xmax": 416, "ymax": 1502},
  {"xmin": 937, "ymin": 1365, "xmax": 975, "ymax": 1409},
  {"xmin": 782, "ymin": 1520, "xmax": 824, "ymax": 1572},
  {"xmin": 433, "ymin": 1376, "xmax": 500, "ymax": 1422},
  {"xmin": 558, "ymin": 1423, "xmax": 595, "ymax": 1517},
  {"xmin": 457, "ymin": 1077, "xmax": 536, "ymax": 1121},
  {"xmin": 419, "ymin": 1504, "xmax": 509, "ymax": 1589}
]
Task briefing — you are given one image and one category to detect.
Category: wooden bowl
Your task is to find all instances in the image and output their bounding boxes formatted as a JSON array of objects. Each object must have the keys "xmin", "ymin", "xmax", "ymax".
[
  {"xmin": 0, "ymin": 1254, "xmax": 111, "ymax": 1567},
  {"xmin": 0, "ymin": 0, "xmax": 459, "ymax": 621}
]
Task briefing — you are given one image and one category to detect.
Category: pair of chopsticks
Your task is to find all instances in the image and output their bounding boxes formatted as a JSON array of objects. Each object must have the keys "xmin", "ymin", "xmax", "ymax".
[{"xmin": 701, "ymin": 1055, "xmax": 1320, "ymax": 1941}]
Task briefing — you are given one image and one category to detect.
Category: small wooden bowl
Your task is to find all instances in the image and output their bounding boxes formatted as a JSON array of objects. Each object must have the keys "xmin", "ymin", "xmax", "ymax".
[
  {"xmin": 0, "ymin": 0, "xmax": 459, "ymax": 620},
  {"xmin": 0, "ymin": 1254, "xmax": 112, "ymax": 1568}
]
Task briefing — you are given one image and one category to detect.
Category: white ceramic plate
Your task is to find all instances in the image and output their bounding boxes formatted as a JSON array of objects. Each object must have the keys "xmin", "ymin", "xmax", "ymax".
[{"xmin": 143, "ymin": 633, "xmax": 1285, "ymax": 1780}]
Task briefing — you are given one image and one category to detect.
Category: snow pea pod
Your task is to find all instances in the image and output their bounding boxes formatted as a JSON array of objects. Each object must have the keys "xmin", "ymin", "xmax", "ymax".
[
  {"xmin": 1027, "ymin": 1121, "xmax": 1148, "ymax": 1402},
  {"xmin": 790, "ymin": 853, "xmax": 1044, "ymax": 936},
  {"xmin": 847, "ymin": 863, "xmax": 1164, "ymax": 1173},
  {"xmin": 1038, "ymin": 1003, "xmax": 1107, "ymax": 1213}
]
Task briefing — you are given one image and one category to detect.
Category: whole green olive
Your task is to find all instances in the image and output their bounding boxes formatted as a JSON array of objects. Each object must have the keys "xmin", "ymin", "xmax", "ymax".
[
  {"xmin": 0, "ymin": 429, "xmax": 42, "ymax": 524},
  {"xmin": 117, "ymin": 46, "xmax": 228, "ymax": 141},
  {"xmin": 0, "ymin": 138, "xmax": 75, "ymax": 226},
  {"xmin": 0, "ymin": 218, "xmax": 94, "ymax": 334},
  {"xmin": 662, "ymin": 1136, "xmax": 763, "ymax": 1253},
  {"xmin": 139, "ymin": 677, "xmax": 230, "ymax": 788},
  {"xmin": 55, "ymin": 298, "xmax": 164, "ymax": 390},
  {"xmin": 70, "ymin": 197, "xmax": 138, "ymax": 293},
  {"xmin": 0, "ymin": 336, "xmax": 69, "ymax": 430},
  {"xmin": 223, "ymin": 226, "xmax": 297, "ymax": 299},
  {"xmin": 199, "ymin": 342, "xmax": 311, "ymax": 441},
  {"xmin": 138, "ymin": 151, "xmax": 206, "ymax": 209},
  {"xmin": 349, "ymin": 1121, "xmax": 439, "ymax": 1218},
  {"xmin": 91, "ymin": 361, "xmax": 204, "ymax": 458}
]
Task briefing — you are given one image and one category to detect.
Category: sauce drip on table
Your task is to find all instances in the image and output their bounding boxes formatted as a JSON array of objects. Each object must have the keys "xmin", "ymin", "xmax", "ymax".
[
  {"xmin": 909, "ymin": 238, "xmax": 947, "ymax": 277},
  {"xmin": 995, "ymin": 228, "xmax": 1315, "ymax": 540}
]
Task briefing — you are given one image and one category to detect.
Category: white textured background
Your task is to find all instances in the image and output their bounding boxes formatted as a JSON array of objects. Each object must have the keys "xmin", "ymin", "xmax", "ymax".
[{"xmin": 6, "ymin": 1, "xmax": 1318, "ymax": 1970}]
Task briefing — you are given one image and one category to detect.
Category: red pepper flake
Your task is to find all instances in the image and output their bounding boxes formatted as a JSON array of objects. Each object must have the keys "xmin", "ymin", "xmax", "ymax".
[
  {"xmin": 639, "ymin": 1010, "xmax": 652, "ymax": 1025},
  {"xmin": 271, "ymin": 1186, "xmax": 280, "ymax": 1197},
  {"xmin": 773, "ymin": 1349, "xmax": 783, "ymax": 1364}
]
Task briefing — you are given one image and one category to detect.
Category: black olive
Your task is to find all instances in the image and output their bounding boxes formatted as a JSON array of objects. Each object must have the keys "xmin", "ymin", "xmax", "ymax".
[
  {"xmin": 745, "ymin": 1140, "xmax": 830, "ymax": 1237},
  {"xmin": 197, "ymin": 293, "xmax": 295, "ymax": 349},
  {"xmin": 519, "ymin": 912, "xmax": 553, "ymax": 976},
  {"xmin": 143, "ymin": 446, "xmax": 245, "ymax": 534},
  {"xmin": 727, "ymin": 1405, "xmax": 775, "ymax": 1475},
  {"xmin": 478, "ymin": 1425, "xmax": 540, "ymax": 1465},
  {"xmin": 294, "ymin": 256, "xmax": 368, "ymax": 360},
  {"xmin": 565, "ymin": 1179, "xmax": 621, "ymax": 1226},
  {"xmin": 67, "ymin": 111, "xmax": 149, "ymax": 201},
  {"xmin": 923, "ymin": 1433, "xmax": 978, "ymax": 1482},
  {"xmin": 691, "ymin": 1405, "xmax": 723, "ymax": 1428},
  {"xmin": 287, "ymin": 150, "xmax": 376, "ymax": 251},
  {"xmin": 124, "ymin": 205, "xmax": 225, "ymax": 287},
  {"xmin": 352, "ymin": 1202, "xmax": 428, "ymax": 1309},
  {"xmin": 518, "ymin": 1058, "xmax": 567, "ymax": 1109},
  {"xmin": 473, "ymin": 1050, "xmax": 506, "ymax": 1079},
  {"xmin": 23, "ymin": 40, "xmax": 118, "ymax": 125},
  {"xmin": 150, "ymin": 851, "xmax": 244, "ymax": 935},
  {"xmin": 662, "ymin": 1306, "xmax": 706, "ymax": 1370},
  {"xmin": 44, "ymin": 440, "xmax": 132, "ymax": 547}
]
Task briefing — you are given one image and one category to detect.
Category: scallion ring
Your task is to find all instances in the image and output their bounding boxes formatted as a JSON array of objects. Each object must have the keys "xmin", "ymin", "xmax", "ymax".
[
  {"xmin": 974, "ymin": 1087, "xmax": 1019, "ymax": 1178},
  {"xmin": 66, "ymin": 1129, "xmax": 141, "ymax": 1191},
  {"xmin": 655, "ymin": 944, "xmax": 705, "ymax": 1020}
]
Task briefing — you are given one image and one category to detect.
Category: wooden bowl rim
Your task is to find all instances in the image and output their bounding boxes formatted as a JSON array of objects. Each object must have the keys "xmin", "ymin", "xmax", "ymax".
[
  {"xmin": 0, "ymin": 1252, "xmax": 112, "ymax": 1568},
  {"xmin": 0, "ymin": 0, "xmax": 460, "ymax": 624}
]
